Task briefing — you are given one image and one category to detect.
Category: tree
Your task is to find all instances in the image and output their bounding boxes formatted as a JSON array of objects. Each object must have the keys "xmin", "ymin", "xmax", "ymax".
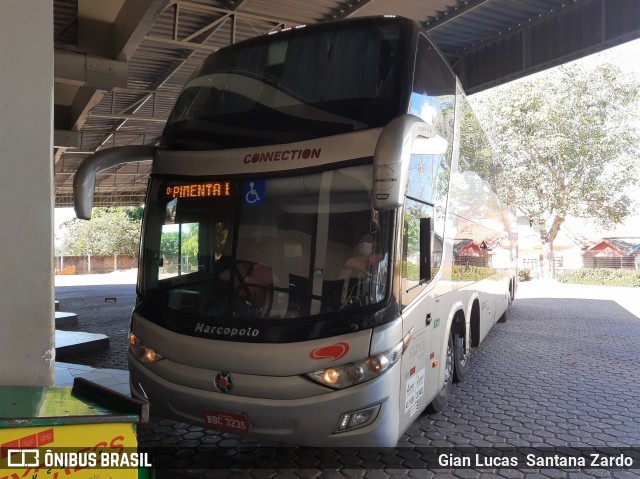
[
  {"xmin": 159, "ymin": 224, "xmax": 199, "ymax": 273},
  {"xmin": 471, "ymin": 62, "xmax": 640, "ymax": 277},
  {"xmin": 59, "ymin": 207, "xmax": 142, "ymax": 257}
]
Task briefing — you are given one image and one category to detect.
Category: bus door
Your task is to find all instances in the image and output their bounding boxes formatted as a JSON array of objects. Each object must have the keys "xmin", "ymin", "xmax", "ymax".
[
  {"xmin": 398, "ymin": 198, "xmax": 438, "ymax": 429},
  {"xmin": 399, "ymin": 293, "xmax": 435, "ymax": 430}
]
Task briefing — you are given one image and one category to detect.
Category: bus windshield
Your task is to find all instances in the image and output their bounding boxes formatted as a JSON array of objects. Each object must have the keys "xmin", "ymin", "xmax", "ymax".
[
  {"xmin": 161, "ymin": 18, "xmax": 408, "ymax": 150},
  {"xmin": 139, "ymin": 164, "xmax": 394, "ymax": 337}
]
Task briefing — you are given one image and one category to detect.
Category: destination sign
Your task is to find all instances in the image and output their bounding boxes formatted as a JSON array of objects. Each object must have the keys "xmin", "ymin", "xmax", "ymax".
[{"xmin": 165, "ymin": 182, "xmax": 231, "ymax": 199}]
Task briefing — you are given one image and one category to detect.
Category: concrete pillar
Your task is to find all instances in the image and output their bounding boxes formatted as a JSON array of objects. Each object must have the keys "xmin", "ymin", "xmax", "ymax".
[{"xmin": 0, "ymin": 1, "xmax": 55, "ymax": 385}]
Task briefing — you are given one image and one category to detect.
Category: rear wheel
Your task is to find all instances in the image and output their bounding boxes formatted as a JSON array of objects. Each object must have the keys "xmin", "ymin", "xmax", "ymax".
[
  {"xmin": 428, "ymin": 332, "xmax": 453, "ymax": 412},
  {"xmin": 453, "ymin": 328, "xmax": 470, "ymax": 382}
]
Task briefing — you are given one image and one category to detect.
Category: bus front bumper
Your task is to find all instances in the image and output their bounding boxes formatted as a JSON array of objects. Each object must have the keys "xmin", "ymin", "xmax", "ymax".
[{"xmin": 129, "ymin": 351, "xmax": 401, "ymax": 447}]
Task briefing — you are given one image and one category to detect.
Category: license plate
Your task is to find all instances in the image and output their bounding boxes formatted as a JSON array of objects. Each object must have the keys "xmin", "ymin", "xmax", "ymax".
[{"xmin": 203, "ymin": 410, "xmax": 250, "ymax": 434}]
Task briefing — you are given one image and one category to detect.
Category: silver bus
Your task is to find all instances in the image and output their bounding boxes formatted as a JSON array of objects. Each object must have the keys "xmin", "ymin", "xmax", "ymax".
[{"xmin": 75, "ymin": 16, "xmax": 517, "ymax": 447}]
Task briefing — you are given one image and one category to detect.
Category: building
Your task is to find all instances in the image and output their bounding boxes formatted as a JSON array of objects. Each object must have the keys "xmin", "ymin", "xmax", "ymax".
[{"xmin": 582, "ymin": 238, "xmax": 640, "ymax": 270}]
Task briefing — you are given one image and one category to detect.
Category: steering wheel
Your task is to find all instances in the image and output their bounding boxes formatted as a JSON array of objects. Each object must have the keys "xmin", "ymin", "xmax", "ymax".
[{"xmin": 232, "ymin": 261, "xmax": 266, "ymax": 318}]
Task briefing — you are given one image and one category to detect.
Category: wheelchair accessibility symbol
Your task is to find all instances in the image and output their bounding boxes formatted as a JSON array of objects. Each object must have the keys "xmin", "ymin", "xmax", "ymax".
[
  {"xmin": 242, "ymin": 180, "xmax": 265, "ymax": 205},
  {"xmin": 246, "ymin": 182, "xmax": 261, "ymax": 203}
]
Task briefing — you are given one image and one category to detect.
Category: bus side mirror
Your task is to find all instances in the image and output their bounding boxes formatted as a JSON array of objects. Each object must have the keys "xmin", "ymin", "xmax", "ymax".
[
  {"xmin": 420, "ymin": 217, "xmax": 433, "ymax": 283},
  {"xmin": 73, "ymin": 145, "xmax": 155, "ymax": 219},
  {"xmin": 372, "ymin": 114, "xmax": 436, "ymax": 211}
]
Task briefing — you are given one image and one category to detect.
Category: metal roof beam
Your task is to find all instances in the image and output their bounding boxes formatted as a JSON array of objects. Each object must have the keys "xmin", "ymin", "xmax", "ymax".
[
  {"xmin": 54, "ymin": 87, "xmax": 105, "ymax": 143},
  {"xmin": 79, "ymin": 129, "xmax": 162, "ymax": 137},
  {"xmin": 144, "ymin": 2, "xmax": 296, "ymax": 51},
  {"xmin": 113, "ymin": 0, "xmax": 171, "ymax": 61},
  {"xmin": 76, "ymin": 0, "xmax": 165, "ymax": 59},
  {"xmin": 169, "ymin": 1, "xmax": 291, "ymax": 28},
  {"xmin": 55, "ymin": 193, "xmax": 147, "ymax": 207},
  {"xmin": 112, "ymin": 87, "xmax": 179, "ymax": 97},
  {"xmin": 54, "ymin": 50, "xmax": 128, "ymax": 90},
  {"xmin": 100, "ymin": 0, "xmax": 257, "ymax": 156},
  {"xmin": 328, "ymin": 0, "xmax": 379, "ymax": 20},
  {"xmin": 504, "ymin": 0, "xmax": 554, "ymax": 15},
  {"xmin": 54, "ymin": 130, "xmax": 80, "ymax": 148},
  {"xmin": 88, "ymin": 112, "xmax": 169, "ymax": 122},
  {"xmin": 69, "ymin": 88, "xmax": 105, "ymax": 131},
  {"xmin": 425, "ymin": 0, "xmax": 493, "ymax": 29},
  {"xmin": 144, "ymin": 36, "xmax": 221, "ymax": 51},
  {"xmin": 182, "ymin": 13, "xmax": 231, "ymax": 43}
]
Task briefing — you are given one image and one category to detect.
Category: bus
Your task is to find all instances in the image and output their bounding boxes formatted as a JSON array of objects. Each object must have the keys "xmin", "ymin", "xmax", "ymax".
[{"xmin": 74, "ymin": 15, "xmax": 517, "ymax": 447}]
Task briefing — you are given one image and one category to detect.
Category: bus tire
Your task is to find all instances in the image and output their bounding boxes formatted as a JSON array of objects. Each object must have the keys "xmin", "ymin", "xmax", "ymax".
[
  {"xmin": 427, "ymin": 332, "xmax": 453, "ymax": 412},
  {"xmin": 453, "ymin": 329, "xmax": 470, "ymax": 382}
]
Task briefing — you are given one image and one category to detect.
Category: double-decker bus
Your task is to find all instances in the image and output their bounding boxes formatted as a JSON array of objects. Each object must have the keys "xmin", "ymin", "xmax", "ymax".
[{"xmin": 74, "ymin": 15, "xmax": 517, "ymax": 447}]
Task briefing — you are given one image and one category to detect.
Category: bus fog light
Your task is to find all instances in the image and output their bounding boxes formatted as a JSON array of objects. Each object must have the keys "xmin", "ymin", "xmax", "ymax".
[{"xmin": 335, "ymin": 405, "xmax": 381, "ymax": 433}]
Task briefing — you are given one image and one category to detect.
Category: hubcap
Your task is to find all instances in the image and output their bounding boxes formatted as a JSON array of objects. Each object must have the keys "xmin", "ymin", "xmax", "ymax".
[
  {"xmin": 444, "ymin": 342, "xmax": 453, "ymax": 384},
  {"xmin": 457, "ymin": 336, "xmax": 469, "ymax": 367}
]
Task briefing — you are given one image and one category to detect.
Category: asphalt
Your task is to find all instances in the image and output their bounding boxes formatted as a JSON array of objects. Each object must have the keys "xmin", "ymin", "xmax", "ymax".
[{"xmin": 54, "ymin": 272, "xmax": 640, "ymax": 478}]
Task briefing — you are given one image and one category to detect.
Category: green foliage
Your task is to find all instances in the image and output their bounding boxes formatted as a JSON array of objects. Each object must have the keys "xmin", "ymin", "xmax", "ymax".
[
  {"xmin": 403, "ymin": 263, "xmax": 497, "ymax": 283},
  {"xmin": 403, "ymin": 263, "xmax": 496, "ymax": 283},
  {"xmin": 459, "ymin": 97, "xmax": 499, "ymax": 191},
  {"xmin": 451, "ymin": 265, "xmax": 495, "ymax": 282},
  {"xmin": 518, "ymin": 268, "xmax": 531, "ymax": 282},
  {"xmin": 159, "ymin": 223, "xmax": 199, "ymax": 269},
  {"xmin": 182, "ymin": 224, "xmax": 199, "ymax": 266},
  {"xmin": 59, "ymin": 207, "xmax": 142, "ymax": 256},
  {"xmin": 160, "ymin": 231, "xmax": 180, "ymax": 261},
  {"xmin": 402, "ymin": 261, "xmax": 420, "ymax": 281},
  {"xmin": 404, "ymin": 208, "xmax": 420, "ymax": 255},
  {"xmin": 556, "ymin": 268, "xmax": 640, "ymax": 287},
  {"xmin": 124, "ymin": 207, "xmax": 144, "ymax": 222},
  {"xmin": 471, "ymin": 62, "xmax": 640, "ymax": 269},
  {"xmin": 402, "ymin": 262, "xmax": 440, "ymax": 282}
]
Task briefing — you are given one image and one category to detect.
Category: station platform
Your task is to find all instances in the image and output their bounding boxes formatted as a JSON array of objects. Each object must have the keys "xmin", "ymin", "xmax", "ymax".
[
  {"xmin": 55, "ymin": 361, "xmax": 130, "ymax": 395},
  {"xmin": 55, "ymin": 329, "xmax": 109, "ymax": 359},
  {"xmin": 54, "ymin": 270, "xmax": 136, "ymax": 388}
]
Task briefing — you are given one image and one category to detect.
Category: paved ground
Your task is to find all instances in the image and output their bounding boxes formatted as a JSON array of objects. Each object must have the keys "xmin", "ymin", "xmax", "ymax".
[
  {"xmin": 55, "ymin": 273, "xmax": 640, "ymax": 478},
  {"xmin": 56, "ymin": 270, "xmax": 137, "ymax": 370}
]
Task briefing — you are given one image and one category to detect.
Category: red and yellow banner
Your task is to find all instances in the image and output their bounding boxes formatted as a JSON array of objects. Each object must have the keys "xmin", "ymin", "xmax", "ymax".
[{"xmin": 0, "ymin": 422, "xmax": 141, "ymax": 479}]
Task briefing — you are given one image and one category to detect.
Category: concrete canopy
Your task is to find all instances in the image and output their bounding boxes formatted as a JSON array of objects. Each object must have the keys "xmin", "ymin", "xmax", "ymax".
[{"xmin": 52, "ymin": 0, "xmax": 640, "ymax": 208}]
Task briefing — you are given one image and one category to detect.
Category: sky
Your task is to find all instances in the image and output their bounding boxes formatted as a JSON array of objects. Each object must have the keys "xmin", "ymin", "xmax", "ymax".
[
  {"xmin": 55, "ymin": 207, "xmax": 76, "ymax": 229},
  {"xmin": 55, "ymin": 37, "xmax": 640, "ymax": 243}
]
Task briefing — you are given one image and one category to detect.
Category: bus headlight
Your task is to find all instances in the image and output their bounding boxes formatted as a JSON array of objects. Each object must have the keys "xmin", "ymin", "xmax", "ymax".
[
  {"xmin": 306, "ymin": 329, "xmax": 412, "ymax": 389},
  {"xmin": 129, "ymin": 333, "xmax": 164, "ymax": 363}
]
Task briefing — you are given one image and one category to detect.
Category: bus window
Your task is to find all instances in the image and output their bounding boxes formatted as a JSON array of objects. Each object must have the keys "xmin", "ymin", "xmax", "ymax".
[
  {"xmin": 408, "ymin": 34, "xmax": 455, "ymax": 244},
  {"xmin": 401, "ymin": 198, "xmax": 435, "ymax": 307},
  {"xmin": 409, "ymin": 35, "xmax": 455, "ymax": 154},
  {"xmin": 157, "ymin": 197, "xmax": 201, "ymax": 279},
  {"xmin": 140, "ymin": 165, "xmax": 394, "ymax": 322},
  {"xmin": 162, "ymin": 19, "xmax": 408, "ymax": 150},
  {"xmin": 458, "ymin": 92, "xmax": 498, "ymax": 193}
]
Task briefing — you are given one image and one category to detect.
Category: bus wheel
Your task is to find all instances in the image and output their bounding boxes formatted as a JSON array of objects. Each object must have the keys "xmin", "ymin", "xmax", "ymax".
[
  {"xmin": 428, "ymin": 333, "xmax": 453, "ymax": 412},
  {"xmin": 453, "ymin": 329, "xmax": 470, "ymax": 382}
]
